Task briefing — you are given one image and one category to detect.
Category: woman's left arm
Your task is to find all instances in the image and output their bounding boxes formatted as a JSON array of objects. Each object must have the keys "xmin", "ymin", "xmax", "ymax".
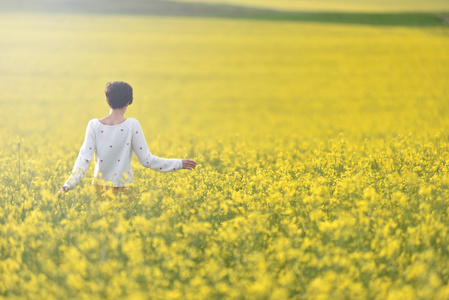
[{"xmin": 60, "ymin": 120, "xmax": 96, "ymax": 192}]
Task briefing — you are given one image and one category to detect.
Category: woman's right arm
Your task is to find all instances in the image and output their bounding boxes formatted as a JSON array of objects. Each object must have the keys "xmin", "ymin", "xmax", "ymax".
[{"xmin": 131, "ymin": 120, "xmax": 184, "ymax": 172}]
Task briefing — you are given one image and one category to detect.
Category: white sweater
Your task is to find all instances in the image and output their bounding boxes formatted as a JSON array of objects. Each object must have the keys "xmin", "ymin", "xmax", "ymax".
[{"xmin": 64, "ymin": 118, "xmax": 182, "ymax": 189}]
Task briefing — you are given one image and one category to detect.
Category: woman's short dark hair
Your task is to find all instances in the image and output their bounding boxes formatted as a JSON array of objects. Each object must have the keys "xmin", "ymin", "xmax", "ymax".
[{"xmin": 105, "ymin": 81, "xmax": 133, "ymax": 109}]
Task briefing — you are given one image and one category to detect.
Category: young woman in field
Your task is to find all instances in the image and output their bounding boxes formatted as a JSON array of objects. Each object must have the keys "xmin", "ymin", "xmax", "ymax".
[{"xmin": 58, "ymin": 81, "xmax": 196, "ymax": 195}]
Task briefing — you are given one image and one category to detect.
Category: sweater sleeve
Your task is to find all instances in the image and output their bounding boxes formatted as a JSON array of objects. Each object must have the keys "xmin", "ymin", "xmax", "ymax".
[
  {"xmin": 132, "ymin": 120, "xmax": 183, "ymax": 172},
  {"xmin": 63, "ymin": 120, "xmax": 96, "ymax": 189}
]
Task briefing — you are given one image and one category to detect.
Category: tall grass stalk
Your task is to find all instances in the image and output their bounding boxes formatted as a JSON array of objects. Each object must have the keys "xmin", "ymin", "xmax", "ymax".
[{"xmin": 18, "ymin": 141, "xmax": 21, "ymax": 195}]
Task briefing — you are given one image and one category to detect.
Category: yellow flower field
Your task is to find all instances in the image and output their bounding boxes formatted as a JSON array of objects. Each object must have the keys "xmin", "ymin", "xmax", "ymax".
[
  {"xmin": 173, "ymin": 0, "xmax": 449, "ymax": 13},
  {"xmin": 1, "ymin": 10, "xmax": 449, "ymax": 299}
]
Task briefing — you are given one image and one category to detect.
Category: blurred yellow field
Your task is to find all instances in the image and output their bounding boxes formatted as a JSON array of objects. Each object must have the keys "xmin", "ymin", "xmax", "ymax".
[
  {"xmin": 1, "ymin": 11, "xmax": 449, "ymax": 299},
  {"xmin": 174, "ymin": 0, "xmax": 449, "ymax": 12}
]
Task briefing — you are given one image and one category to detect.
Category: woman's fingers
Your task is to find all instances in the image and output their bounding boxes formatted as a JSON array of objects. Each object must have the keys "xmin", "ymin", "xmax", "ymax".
[
  {"xmin": 182, "ymin": 159, "xmax": 197, "ymax": 170},
  {"xmin": 184, "ymin": 161, "xmax": 196, "ymax": 169}
]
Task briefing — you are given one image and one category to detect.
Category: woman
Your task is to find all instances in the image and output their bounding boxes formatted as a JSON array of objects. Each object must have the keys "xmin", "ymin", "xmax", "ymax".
[{"xmin": 59, "ymin": 81, "xmax": 196, "ymax": 195}]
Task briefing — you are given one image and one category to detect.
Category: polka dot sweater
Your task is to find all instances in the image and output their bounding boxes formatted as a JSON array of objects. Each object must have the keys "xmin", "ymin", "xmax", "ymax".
[{"xmin": 63, "ymin": 118, "xmax": 182, "ymax": 189}]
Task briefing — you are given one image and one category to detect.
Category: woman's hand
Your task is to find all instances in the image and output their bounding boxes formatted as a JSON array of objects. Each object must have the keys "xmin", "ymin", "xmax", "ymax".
[
  {"xmin": 182, "ymin": 159, "xmax": 197, "ymax": 170},
  {"xmin": 58, "ymin": 186, "xmax": 68, "ymax": 195}
]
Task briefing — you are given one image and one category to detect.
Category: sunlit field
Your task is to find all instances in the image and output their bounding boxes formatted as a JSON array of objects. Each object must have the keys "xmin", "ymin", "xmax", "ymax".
[
  {"xmin": 174, "ymin": 0, "xmax": 449, "ymax": 12},
  {"xmin": 1, "ymin": 7, "xmax": 449, "ymax": 299}
]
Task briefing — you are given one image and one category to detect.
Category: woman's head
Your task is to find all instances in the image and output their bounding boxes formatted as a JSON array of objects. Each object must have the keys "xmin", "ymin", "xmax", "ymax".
[{"xmin": 105, "ymin": 81, "xmax": 133, "ymax": 109}]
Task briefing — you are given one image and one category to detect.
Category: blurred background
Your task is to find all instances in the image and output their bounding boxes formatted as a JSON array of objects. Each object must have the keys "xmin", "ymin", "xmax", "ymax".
[{"xmin": 0, "ymin": 0, "xmax": 448, "ymax": 146}]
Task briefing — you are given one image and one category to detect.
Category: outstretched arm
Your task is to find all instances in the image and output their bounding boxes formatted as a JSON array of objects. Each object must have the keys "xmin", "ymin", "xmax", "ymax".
[{"xmin": 132, "ymin": 120, "xmax": 196, "ymax": 171}]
